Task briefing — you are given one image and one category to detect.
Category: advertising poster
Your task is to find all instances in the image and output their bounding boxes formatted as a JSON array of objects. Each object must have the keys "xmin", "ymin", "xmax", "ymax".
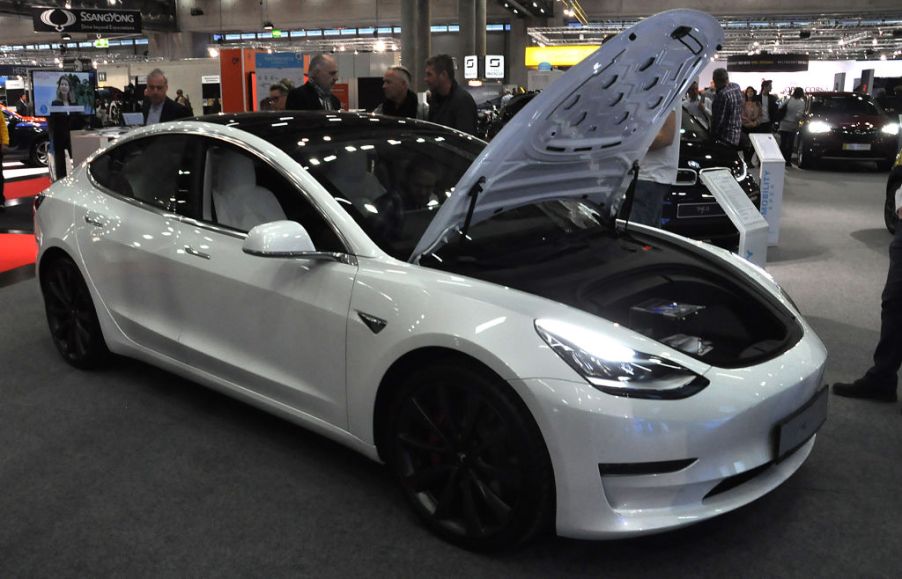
[
  {"xmin": 32, "ymin": 70, "xmax": 95, "ymax": 115},
  {"xmin": 255, "ymin": 52, "xmax": 305, "ymax": 110}
]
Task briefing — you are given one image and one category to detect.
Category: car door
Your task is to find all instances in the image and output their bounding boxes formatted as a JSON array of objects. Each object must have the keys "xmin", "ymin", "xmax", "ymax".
[
  {"xmin": 76, "ymin": 134, "xmax": 201, "ymax": 357},
  {"xmin": 169, "ymin": 137, "xmax": 357, "ymax": 428}
]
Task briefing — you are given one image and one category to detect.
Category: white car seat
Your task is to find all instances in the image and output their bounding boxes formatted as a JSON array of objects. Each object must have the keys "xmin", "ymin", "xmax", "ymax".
[{"xmin": 203, "ymin": 146, "xmax": 286, "ymax": 231}]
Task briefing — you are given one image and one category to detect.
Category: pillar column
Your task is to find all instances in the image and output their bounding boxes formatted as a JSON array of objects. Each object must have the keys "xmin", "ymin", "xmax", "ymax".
[
  {"xmin": 458, "ymin": 0, "xmax": 475, "ymax": 79},
  {"xmin": 401, "ymin": 0, "xmax": 418, "ymax": 89},
  {"xmin": 415, "ymin": 0, "xmax": 431, "ymax": 92},
  {"xmin": 508, "ymin": 17, "xmax": 528, "ymax": 88},
  {"xmin": 148, "ymin": 31, "xmax": 208, "ymax": 60},
  {"xmin": 475, "ymin": 0, "xmax": 486, "ymax": 59}
]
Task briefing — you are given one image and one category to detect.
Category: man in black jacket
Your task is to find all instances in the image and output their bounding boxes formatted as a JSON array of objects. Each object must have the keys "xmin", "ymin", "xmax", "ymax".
[
  {"xmin": 285, "ymin": 54, "xmax": 341, "ymax": 111},
  {"xmin": 142, "ymin": 69, "xmax": 192, "ymax": 125},
  {"xmin": 753, "ymin": 79, "xmax": 779, "ymax": 133},
  {"xmin": 424, "ymin": 54, "xmax": 477, "ymax": 135},
  {"xmin": 374, "ymin": 66, "xmax": 427, "ymax": 119}
]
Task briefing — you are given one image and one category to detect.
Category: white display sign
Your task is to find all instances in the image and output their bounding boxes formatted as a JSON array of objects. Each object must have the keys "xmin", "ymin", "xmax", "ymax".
[
  {"xmin": 699, "ymin": 168, "xmax": 770, "ymax": 267},
  {"xmin": 749, "ymin": 133, "xmax": 786, "ymax": 246},
  {"xmin": 201, "ymin": 75, "xmax": 220, "ymax": 83},
  {"xmin": 485, "ymin": 54, "xmax": 504, "ymax": 79},
  {"xmin": 464, "ymin": 55, "xmax": 478, "ymax": 80}
]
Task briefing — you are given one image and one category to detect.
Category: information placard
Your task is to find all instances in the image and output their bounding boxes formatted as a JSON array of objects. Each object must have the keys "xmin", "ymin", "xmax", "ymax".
[
  {"xmin": 699, "ymin": 168, "xmax": 770, "ymax": 267},
  {"xmin": 749, "ymin": 133, "xmax": 786, "ymax": 246}
]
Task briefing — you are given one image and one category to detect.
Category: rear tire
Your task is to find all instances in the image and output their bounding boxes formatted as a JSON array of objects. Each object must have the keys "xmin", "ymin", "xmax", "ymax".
[
  {"xmin": 40, "ymin": 256, "xmax": 110, "ymax": 369},
  {"xmin": 386, "ymin": 361, "xmax": 554, "ymax": 551}
]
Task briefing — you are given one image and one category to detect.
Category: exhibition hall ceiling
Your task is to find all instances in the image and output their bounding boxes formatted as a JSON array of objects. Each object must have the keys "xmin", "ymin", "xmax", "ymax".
[{"xmin": 531, "ymin": 13, "xmax": 902, "ymax": 61}]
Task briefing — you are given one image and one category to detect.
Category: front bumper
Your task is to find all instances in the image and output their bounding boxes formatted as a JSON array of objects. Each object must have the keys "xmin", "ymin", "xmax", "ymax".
[
  {"xmin": 802, "ymin": 133, "xmax": 897, "ymax": 162},
  {"xmin": 513, "ymin": 325, "xmax": 827, "ymax": 539}
]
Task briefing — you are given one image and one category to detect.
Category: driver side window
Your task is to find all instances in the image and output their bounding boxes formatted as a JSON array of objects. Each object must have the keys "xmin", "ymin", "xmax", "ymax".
[{"xmin": 190, "ymin": 139, "xmax": 345, "ymax": 253}]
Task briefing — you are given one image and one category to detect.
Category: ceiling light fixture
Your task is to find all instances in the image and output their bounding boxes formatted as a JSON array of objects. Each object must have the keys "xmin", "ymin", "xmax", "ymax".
[{"xmin": 263, "ymin": 21, "xmax": 274, "ymax": 31}]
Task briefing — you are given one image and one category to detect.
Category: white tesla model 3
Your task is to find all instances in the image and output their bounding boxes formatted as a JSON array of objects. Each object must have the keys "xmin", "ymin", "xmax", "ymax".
[{"xmin": 34, "ymin": 10, "xmax": 827, "ymax": 550}]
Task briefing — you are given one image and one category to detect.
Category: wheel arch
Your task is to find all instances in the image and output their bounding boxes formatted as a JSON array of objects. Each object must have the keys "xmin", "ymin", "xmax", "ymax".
[{"xmin": 371, "ymin": 346, "xmax": 544, "ymax": 465}]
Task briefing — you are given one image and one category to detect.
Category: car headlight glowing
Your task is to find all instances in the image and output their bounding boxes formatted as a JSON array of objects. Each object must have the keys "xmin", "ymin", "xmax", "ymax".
[
  {"xmin": 806, "ymin": 121, "xmax": 832, "ymax": 134},
  {"xmin": 881, "ymin": 123, "xmax": 900, "ymax": 136},
  {"xmin": 535, "ymin": 319, "xmax": 709, "ymax": 399}
]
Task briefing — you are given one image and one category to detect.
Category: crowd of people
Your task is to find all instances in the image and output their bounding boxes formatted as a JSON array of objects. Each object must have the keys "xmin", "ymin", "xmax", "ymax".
[{"xmin": 686, "ymin": 69, "xmax": 811, "ymax": 168}]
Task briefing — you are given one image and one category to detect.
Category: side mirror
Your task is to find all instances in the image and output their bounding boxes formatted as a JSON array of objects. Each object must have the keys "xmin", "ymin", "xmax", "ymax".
[{"xmin": 242, "ymin": 220, "xmax": 316, "ymax": 257}]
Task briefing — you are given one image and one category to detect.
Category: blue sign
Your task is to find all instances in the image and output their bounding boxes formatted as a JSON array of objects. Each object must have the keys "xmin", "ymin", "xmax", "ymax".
[{"xmin": 538, "ymin": 61, "xmax": 552, "ymax": 72}]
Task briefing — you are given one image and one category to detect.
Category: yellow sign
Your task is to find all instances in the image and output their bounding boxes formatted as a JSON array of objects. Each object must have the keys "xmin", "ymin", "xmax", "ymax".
[
  {"xmin": 93, "ymin": 38, "xmax": 109, "ymax": 48},
  {"xmin": 525, "ymin": 45, "xmax": 599, "ymax": 68}
]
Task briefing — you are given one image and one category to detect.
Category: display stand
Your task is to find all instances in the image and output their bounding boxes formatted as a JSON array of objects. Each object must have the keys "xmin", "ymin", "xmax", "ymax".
[
  {"xmin": 749, "ymin": 133, "xmax": 786, "ymax": 246},
  {"xmin": 699, "ymin": 168, "xmax": 769, "ymax": 267}
]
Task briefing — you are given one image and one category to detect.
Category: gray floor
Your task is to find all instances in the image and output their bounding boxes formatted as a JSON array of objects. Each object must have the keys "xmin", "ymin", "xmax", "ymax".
[{"xmin": 1, "ymin": 166, "xmax": 901, "ymax": 577}]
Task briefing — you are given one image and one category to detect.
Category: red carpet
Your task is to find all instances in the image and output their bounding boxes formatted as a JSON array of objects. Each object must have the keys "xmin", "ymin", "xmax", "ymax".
[
  {"xmin": 5, "ymin": 176, "xmax": 52, "ymax": 200},
  {"xmin": 0, "ymin": 233, "xmax": 37, "ymax": 273}
]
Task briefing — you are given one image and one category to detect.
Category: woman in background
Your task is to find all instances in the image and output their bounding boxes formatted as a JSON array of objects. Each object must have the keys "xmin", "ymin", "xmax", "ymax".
[
  {"xmin": 52, "ymin": 75, "xmax": 77, "ymax": 107},
  {"xmin": 778, "ymin": 87, "xmax": 807, "ymax": 167}
]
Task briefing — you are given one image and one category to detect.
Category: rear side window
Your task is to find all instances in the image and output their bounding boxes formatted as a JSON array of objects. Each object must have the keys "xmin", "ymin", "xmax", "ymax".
[{"xmin": 89, "ymin": 135, "xmax": 201, "ymax": 215}]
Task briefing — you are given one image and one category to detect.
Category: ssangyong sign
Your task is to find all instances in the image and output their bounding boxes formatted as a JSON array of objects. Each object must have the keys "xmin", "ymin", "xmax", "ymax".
[{"xmin": 32, "ymin": 7, "xmax": 142, "ymax": 34}]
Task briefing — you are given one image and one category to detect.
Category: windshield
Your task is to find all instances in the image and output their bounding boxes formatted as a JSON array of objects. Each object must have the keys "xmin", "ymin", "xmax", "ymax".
[
  {"xmin": 809, "ymin": 95, "xmax": 881, "ymax": 116},
  {"xmin": 680, "ymin": 105, "xmax": 710, "ymax": 142},
  {"xmin": 258, "ymin": 125, "xmax": 484, "ymax": 260}
]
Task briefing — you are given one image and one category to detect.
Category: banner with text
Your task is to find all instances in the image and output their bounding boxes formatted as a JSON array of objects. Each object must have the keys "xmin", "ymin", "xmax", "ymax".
[{"xmin": 32, "ymin": 7, "xmax": 142, "ymax": 34}]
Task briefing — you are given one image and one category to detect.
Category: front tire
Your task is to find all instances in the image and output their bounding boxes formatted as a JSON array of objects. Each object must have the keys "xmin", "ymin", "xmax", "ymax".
[
  {"xmin": 30, "ymin": 139, "xmax": 49, "ymax": 167},
  {"xmin": 40, "ymin": 256, "xmax": 110, "ymax": 368},
  {"xmin": 387, "ymin": 362, "xmax": 554, "ymax": 551}
]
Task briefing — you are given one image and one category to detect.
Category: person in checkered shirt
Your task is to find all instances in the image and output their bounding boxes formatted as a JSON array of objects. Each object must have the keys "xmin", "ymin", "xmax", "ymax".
[{"xmin": 710, "ymin": 68, "xmax": 743, "ymax": 148}]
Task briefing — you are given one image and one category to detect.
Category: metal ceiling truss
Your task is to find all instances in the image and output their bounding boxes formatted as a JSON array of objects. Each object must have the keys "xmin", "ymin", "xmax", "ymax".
[{"xmin": 528, "ymin": 13, "xmax": 902, "ymax": 60}]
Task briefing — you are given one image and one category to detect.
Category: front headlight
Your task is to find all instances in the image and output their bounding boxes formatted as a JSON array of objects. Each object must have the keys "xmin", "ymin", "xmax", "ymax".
[
  {"xmin": 881, "ymin": 123, "xmax": 900, "ymax": 136},
  {"xmin": 535, "ymin": 319, "xmax": 709, "ymax": 399},
  {"xmin": 806, "ymin": 121, "xmax": 832, "ymax": 134}
]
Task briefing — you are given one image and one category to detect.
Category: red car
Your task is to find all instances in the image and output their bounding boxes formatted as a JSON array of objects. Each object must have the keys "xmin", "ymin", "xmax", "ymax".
[{"xmin": 796, "ymin": 92, "xmax": 900, "ymax": 171}]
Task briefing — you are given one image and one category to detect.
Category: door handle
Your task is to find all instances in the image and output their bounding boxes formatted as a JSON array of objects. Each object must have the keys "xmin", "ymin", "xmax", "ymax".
[
  {"xmin": 84, "ymin": 212, "xmax": 107, "ymax": 227},
  {"xmin": 184, "ymin": 245, "xmax": 211, "ymax": 260}
]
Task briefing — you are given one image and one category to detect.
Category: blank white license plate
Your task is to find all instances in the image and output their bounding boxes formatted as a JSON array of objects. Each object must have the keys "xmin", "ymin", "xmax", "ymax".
[
  {"xmin": 842, "ymin": 143, "xmax": 871, "ymax": 151},
  {"xmin": 774, "ymin": 387, "xmax": 828, "ymax": 462}
]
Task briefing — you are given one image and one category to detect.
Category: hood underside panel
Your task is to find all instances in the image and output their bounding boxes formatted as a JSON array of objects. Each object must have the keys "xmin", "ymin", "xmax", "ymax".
[{"xmin": 412, "ymin": 10, "xmax": 724, "ymax": 261}]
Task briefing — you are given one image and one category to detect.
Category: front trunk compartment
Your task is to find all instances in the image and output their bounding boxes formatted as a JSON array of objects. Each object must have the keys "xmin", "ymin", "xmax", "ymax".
[{"xmin": 425, "ymin": 228, "xmax": 801, "ymax": 368}]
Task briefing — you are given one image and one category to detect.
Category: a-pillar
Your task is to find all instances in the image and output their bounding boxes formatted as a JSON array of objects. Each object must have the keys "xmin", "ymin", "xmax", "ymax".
[
  {"xmin": 401, "ymin": 0, "xmax": 418, "ymax": 90},
  {"xmin": 415, "ymin": 0, "xmax": 431, "ymax": 92},
  {"xmin": 458, "ymin": 0, "xmax": 475, "ymax": 79}
]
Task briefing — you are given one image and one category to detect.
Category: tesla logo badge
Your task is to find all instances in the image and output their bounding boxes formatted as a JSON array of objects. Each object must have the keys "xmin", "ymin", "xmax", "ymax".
[
  {"xmin": 357, "ymin": 312, "xmax": 387, "ymax": 334},
  {"xmin": 41, "ymin": 9, "xmax": 76, "ymax": 32}
]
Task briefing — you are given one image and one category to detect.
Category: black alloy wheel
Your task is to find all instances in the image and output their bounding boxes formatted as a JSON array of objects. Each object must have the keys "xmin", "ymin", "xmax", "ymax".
[
  {"xmin": 387, "ymin": 362, "xmax": 554, "ymax": 551},
  {"xmin": 30, "ymin": 139, "xmax": 49, "ymax": 167},
  {"xmin": 41, "ymin": 256, "xmax": 110, "ymax": 368}
]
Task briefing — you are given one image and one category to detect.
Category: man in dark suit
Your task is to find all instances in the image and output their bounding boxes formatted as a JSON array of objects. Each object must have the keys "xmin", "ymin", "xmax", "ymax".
[
  {"xmin": 753, "ymin": 79, "xmax": 779, "ymax": 133},
  {"xmin": 285, "ymin": 54, "xmax": 341, "ymax": 111},
  {"xmin": 142, "ymin": 69, "xmax": 192, "ymax": 125}
]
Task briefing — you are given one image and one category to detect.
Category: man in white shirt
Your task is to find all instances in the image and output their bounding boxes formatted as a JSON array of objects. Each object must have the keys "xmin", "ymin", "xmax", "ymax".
[
  {"xmin": 834, "ymin": 170, "xmax": 902, "ymax": 405},
  {"xmin": 629, "ymin": 103, "xmax": 681, "ymax": 227}
]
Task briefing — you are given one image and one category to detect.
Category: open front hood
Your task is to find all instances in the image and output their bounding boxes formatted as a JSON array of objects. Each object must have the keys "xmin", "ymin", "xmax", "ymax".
[{"xmin": 411, "ymin": 9, "xmax": 723, "ymax": 262}]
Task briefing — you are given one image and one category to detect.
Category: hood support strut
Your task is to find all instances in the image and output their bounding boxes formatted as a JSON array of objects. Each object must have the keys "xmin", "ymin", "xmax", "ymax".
[
  {"xmin": 617, "ymin": 161, "xmax": 641, "ymax": 234},
  {"xmin": 460, "ymin": 176, "xmax": 487, "ymax": 240}
]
